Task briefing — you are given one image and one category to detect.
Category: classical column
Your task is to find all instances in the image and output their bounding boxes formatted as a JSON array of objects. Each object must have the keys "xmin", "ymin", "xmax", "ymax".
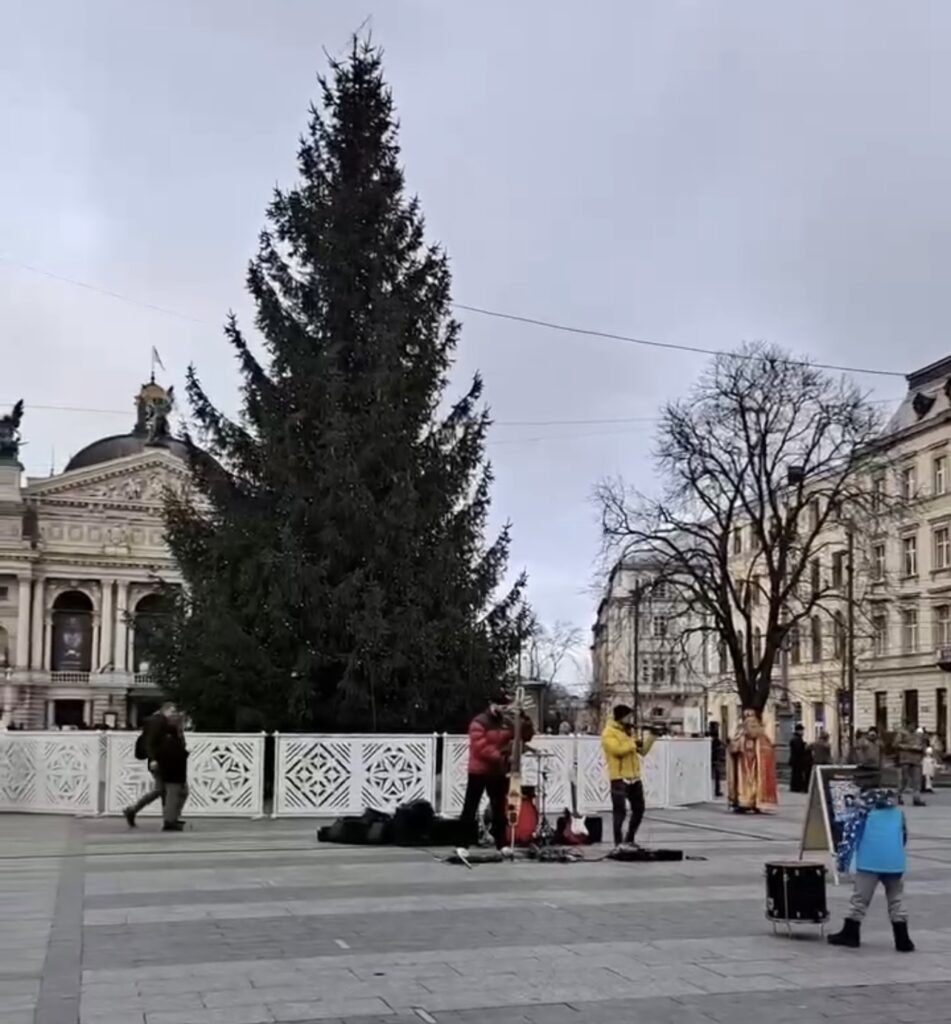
[
  {"xmin": 99, "ymin": 579, "xmax": 115, "ymax": 671},
  {"xmin": 30, "ymin": 578, "xmax": 44, "ymax": 670},
  {"xmin": 115, "ymin": 581, "xmax": 129, "ymax": 673},
  {"xmin": 15, "ymin": 577, "xmax": 31, "ymax": 669},
  {"xmin": 92, "ymin": 614, "xmax": 101, "ymax": 675},
  {"xmin": 43, "ymin": 613, "xmax": 52, "ymax": 671}
]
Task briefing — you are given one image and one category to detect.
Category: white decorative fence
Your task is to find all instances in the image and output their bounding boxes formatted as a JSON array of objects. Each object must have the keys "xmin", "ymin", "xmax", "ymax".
[
  {"xmin": 0, "ymin": 731, "xmax": 710, "ymax": 817},
  {"xmin": 0, "ymin": 732, "xmax": 101, "ymax": 815},
  {"xmin": 104, "ymin": 732, "xmax": 266, "ymax": 817},
  {"xmin": 273, "ymin": 734, "xmax": 437, "ymax": 817},
  {"xmin": 439, "ymin": 736, "xmax": 711, "ymax": 816}
]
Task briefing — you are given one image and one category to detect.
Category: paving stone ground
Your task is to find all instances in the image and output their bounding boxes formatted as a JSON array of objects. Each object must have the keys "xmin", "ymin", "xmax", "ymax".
[{"xmin": 5, "ymin": 791, "xmax": 951, "ymax": 1024}]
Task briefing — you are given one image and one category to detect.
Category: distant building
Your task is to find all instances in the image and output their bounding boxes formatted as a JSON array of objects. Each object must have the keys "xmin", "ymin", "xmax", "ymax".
[
  {"xmin": 590, "ymin": 555, "xmax": 707, "ymax": 730},
  {"xmin": 0, "ymin": 380, "xmax": 189, "ymax": 729}
]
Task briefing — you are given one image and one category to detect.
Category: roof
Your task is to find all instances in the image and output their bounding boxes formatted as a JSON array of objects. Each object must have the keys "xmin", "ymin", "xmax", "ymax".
[{"xmin": 65, "ymin": 433, "xmax": 192, "ymax": 472}]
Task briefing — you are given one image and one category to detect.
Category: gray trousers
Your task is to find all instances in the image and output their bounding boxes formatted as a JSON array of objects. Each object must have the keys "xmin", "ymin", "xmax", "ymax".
[
  {"xmin": 163, "ymin": 783, "xmax": 188, "ymax": 825},
  {"xmin": 899, "ymin": 764, "xmax": 922, "ymax": 798},
  {"xmin": 848, "ymin": 871, "xmax": 907, "ymax": 923},
  {"xmin": 127, "ymin": 767, "xmax": 164, "ymax": 814}
]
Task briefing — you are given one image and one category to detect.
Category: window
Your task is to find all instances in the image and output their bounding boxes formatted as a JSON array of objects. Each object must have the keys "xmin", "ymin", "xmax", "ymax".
[
  {"xmin": 902, "ymin": 535, "xmax": 918, "ymax": 577},
  {"xmin": 750, "ymin": 575, "xmax": 761, "ymax": 606},
  {"xmin": 652, "ymin": 579, "xmax": 669, "ymax": 600},
  {"xmin": 809, "ymin": 498, "xmax": 821, "ymax": 531},
  {"xmin": 732, "ymin": 528, "xmax": 743, "ymax": 555},
  {"xmin": 935, "ymin": 526, "xmax": 951, "ymax": 570},
  {"xmin": 810, "ymin": 558, "xmax": 821, "ymax": 596},
  {"xmin": 872, "ymin": 609, "xmax": 888, "ymax": 656},
  {"xmin": 938, "ymin": 689, "xmax": 948, "ymax": 749},
  {"xmin": 833, "ymin": 610, "xmax": 845, "ymax": 659},
  {"xmin": 872, "ymin": 473, "xmax": 886, "ymax": 512},
  {"xmin": 811, "ymin": 616, "xmax": 822, "ymax": 663},
  {"xmin": 718, "ymin": 640, "xmax": 728, "ymax": 674},
  {"xmin": 789, "ymin": 623, "xmax": 801, "ymax": 666},
  {"xmin": 0, "ymin": 585, "xmax": 8, "ymax": 602},
  {"xmin": 875, "ymin": 691, "xmax": 888, "ymax": 733},
  {"xmin": 900, "ymin": 464, "xmax": 917, "ymax": 501},
  {"xmin": 651, "ymin": 616, "xmax": 667, "ymax": 639},
  {"xmin": 793, "ymin": 701, "xmax": 803, "ymax": 724},
  {"xmin": 832, "ymin": 551, "xmax": 845, "ymax": 589},
  {"xmin": 753, "ymin": 627, "xmax": 762, "ymax": 658},
  {"xmin": 812, "ymin": 701, "xmax": 826, "ymax": 729},
  {"xmin": 936, "ymin": 605, "xmax": 951, "ymax": 647},
  {"xmin": 901, "ymin": 607, "xmax": 919, "ymax": 653},
  {"xmin": 668, "ymin": 660, "xmax": 678, "ymax": 687},
  {"xmin": 652, "ymin": 658, "xmax": 666, "ymax": 686},
  {"xmin": 935, "ymin": 455, "xmax": 948, "ymax": 496},
  {"xmin": 872, "ymin": 542, "xmax": 886, "ymax": 581},
  {"xmin": 903, "ymin": 689, "xmax": 919, "ymax": 728}
]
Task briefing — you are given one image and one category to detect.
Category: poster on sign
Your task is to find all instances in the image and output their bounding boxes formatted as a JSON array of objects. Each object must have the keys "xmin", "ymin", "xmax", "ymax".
[{"xmin": 798, "ymin": 765, "xmax": 861, "ymax": 883}]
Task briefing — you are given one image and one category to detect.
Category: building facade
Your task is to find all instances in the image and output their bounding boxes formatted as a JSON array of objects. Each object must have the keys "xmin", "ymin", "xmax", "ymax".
[
  {"xmin": 701, "ymin": 355, "xmax": 951, "ymax": 751},
  {"xmin": 590, "ymin": 556, "xmax": 707, "ymax": 731},
  {"xmin": 0, "ymin": 381, "xmax": 188, "ymax": 729}
]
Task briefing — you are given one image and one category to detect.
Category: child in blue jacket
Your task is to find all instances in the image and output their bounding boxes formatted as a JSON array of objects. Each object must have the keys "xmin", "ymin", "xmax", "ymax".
[{"xmin": 828, "ymin": 787, "xmax": 914, "ymax": 952}]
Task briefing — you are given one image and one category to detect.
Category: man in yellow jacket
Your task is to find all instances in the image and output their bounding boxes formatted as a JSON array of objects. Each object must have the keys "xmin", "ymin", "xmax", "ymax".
[{"xmin": 601, "ymin": 704, "xmax": 655, "ymax": 848}]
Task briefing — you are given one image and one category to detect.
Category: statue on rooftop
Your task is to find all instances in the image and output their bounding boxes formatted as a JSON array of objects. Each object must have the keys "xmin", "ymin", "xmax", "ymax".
[{"xmin": 0, "ymin": 400, "xmax": 24, "ymax": 460}]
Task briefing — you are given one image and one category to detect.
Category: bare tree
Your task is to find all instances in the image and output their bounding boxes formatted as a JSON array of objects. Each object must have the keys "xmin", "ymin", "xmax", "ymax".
[
  {"xmin": 596, "ymin": 342, "xmax": 896, "ymax": 714},
  {"xmin": 524, "ymin": 618, "xmax": 584, "ymax": 686}
]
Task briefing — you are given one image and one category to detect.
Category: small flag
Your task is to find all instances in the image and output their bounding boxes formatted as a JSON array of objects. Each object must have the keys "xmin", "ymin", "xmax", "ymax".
[{"xmin": 151, "ymin": 346, "xmax": 166, "ymax": 372}]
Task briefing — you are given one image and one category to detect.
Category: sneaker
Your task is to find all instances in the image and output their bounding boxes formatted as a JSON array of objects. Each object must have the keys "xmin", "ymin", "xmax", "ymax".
[
  {"xmin": 124, "ymin": 808, "xmax": 136, "ymax": 829},
  {"xmin": 161, "ymin": 822, "xmax": 184, "ymax": 833}
]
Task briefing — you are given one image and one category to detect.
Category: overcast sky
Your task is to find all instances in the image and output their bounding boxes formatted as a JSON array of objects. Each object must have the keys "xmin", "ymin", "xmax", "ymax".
[{"xmin": 2, "ymin": 1, "xmax": 948, "ymax": 678}]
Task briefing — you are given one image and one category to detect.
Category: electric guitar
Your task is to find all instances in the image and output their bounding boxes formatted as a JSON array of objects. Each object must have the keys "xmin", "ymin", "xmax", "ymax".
[{"xmin": 563, "ymin": 734, "xmax": 588, "ymax": 843}]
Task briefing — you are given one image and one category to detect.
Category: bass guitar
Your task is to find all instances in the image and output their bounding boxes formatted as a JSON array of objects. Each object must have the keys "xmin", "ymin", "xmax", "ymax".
[{"xmin": 504, "ymin": 686, "xmax": 538, "ymax": 852}]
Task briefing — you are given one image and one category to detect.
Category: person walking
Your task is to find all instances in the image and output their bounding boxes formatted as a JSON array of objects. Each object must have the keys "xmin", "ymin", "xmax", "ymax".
[
  {"xmin": 157, "ymin": 712, "xmax": 189, "ymax": 833},
  {"xmin": 855, "ymin": 727, "xmax": 883, "ymax": 789},
  {"xmin": 789, "ymin": 724, "xmax": 810, "ymax": 792},
  {"xmin": 922, "ymin": 745, "xmax": 936, "ymax": 794},
  {"xmin": 895, "ymin": 721, "xmax": 926, "ymax": 806},
  {"xmin": 601, "ymin": 704, "xmax": 654, "ymax": 849},
  {"xmin": 124, "ymin": 703, "xmax": 175, "ymax": 827},
  {"xmin": 708, "ymin": 722, "xmax": 724, "ymax": 798}
]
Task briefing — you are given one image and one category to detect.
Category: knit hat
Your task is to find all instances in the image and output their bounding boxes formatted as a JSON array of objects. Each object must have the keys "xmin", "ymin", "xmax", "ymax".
[{"xmin": 613, "ymin": 704, "xmax": 633, "ymax": 721}]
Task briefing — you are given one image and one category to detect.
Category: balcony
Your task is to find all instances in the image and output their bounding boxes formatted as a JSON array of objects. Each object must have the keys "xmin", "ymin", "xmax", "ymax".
[{"xmin": 50, "ymin": 671, "xmax": 91, "ymax": 685}]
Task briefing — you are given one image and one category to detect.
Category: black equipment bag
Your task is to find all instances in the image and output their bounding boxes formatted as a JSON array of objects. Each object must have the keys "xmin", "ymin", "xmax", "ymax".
[{"xmin": 392, "ymin": 800, "xmax": 436, "ymax": 845}]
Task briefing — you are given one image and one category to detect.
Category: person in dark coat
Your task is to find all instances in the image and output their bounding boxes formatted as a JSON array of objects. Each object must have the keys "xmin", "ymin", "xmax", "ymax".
[
  {"xmin": 124, "ymin": 703, "xmax": 175, "ymax": 827},
  {"xmin": 789, "ymin": 724, "xmax": 810, "ymax": 792},
  {"xmin": 156, "ymin": 713, "xmax": 189, "ymax": 833}
]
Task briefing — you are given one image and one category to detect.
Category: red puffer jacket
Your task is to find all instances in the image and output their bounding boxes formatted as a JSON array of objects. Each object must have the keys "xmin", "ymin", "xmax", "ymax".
[{"xmin": 466, "ymin": 710, "xmax": 535, "ymax": 776}]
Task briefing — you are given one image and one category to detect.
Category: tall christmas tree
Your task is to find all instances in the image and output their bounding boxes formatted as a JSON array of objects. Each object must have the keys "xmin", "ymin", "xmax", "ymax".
[{"xmin": 151, "ymin": 40, "xmax": 531, "ymax": 732}]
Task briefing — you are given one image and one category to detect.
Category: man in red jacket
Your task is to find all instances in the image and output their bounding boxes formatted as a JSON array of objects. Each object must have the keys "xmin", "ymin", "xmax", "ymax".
[{"xmin": 458, "ymin": 691, "xmax": 534, "ymax": 851}]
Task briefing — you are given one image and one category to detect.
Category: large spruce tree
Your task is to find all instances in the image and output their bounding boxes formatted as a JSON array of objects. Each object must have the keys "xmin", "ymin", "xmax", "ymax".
[{"xmin": 150, "ymin": 41, "xmax": 531, "ymax": 732}]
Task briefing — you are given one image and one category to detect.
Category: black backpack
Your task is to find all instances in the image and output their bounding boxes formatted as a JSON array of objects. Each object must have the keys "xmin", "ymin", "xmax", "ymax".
[{"xmin": 134, "ymin": 731, "xmax": 148, "ymax": 761}]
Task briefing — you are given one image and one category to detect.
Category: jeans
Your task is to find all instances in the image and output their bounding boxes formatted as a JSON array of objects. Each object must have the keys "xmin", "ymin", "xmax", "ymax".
[
  {"xmin": 848, "ymin": 871, "xmax": 907, "ymax": 922},
  {"xmin": 460, "ymin": 774, "xmax": 508, "ymax": 849},
  {"xmin": 127, "ymin": 767, "xmax": 164, "ymax": 815},
  {"xmin": 610, "ymin": 779, "xmax": 645, "ymax": 846},
  {"xmin": 163, "ymin": 783, "xmax": 188, "ymax": 826},
  {"xmin": 899, "ymin": 763, "xmax": 922, "ymax": 799}
]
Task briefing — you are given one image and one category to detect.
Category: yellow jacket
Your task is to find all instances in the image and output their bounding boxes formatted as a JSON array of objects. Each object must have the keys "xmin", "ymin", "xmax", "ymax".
[{"xmin": 601, "ymin": 719, "xmax": 655, "ymax": 781}]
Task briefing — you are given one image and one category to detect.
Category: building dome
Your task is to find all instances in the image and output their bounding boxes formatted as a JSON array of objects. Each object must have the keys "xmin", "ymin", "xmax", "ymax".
[
  {"xmin": 65, "ymin": 379, "xmax": 191, "ymax": 473},
  {"xmin": 65, "ymin": 433, "xmax": 192, "ymax": 472}
]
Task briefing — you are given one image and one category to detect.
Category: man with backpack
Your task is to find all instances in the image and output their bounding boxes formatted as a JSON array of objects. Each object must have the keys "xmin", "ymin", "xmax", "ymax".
[{"xmin": 124, "ymin": 703, "xmax": 175, "ymax": 827}]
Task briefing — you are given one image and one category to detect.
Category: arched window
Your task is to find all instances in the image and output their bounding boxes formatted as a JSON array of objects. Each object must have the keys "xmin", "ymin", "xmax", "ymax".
[
  {"xmin": 51, "ymin": 591, "xmax": 93, "ymax": 672},
  {"xmin": 789, "ymin": 623, "xmax": 801, "ymax": 666},
  {"xmin": 133, "ymin": 593, "xmax": 170, "ymax": 673}
]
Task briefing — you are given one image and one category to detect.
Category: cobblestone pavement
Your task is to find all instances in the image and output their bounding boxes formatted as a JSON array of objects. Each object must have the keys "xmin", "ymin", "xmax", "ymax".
[{"xmin": 5, "ymin": 793, "xmax": 951, "ymax": 1023}]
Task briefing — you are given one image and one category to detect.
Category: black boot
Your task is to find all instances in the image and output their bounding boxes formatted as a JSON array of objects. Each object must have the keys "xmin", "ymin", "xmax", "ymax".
[
  {"xmin": 827, "ymin": 918, "xmax": 861, "ymax": 948},
  {"xmin": 893, "ymin": 921, "xmax": 915, "ymax": 953}
]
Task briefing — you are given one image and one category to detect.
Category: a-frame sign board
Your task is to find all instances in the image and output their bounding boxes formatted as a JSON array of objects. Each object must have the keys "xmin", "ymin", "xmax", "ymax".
[{"xmin": 798, "ymin": 765, "xmax": 861, "ymax": 884}]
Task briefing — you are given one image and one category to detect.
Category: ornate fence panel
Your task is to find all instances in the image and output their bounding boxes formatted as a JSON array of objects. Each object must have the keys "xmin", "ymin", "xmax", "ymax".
[
  {"xmin": 439, "ymin": 735, "xmax": 469, "ymax": 816},
  {"xmin": 576, "ymin": 736, "xmax": 671, "ymax": 811},
  {"xmin": 0, "ymin": 732, "xmax": 100, "ymax": 814},
  {"xmin": 273, "ymin": 734, "xmax": 437, "ymax": 817},
  {"xmin": 104, "ymin": 732, "xmax": 265, "ymax": 817}
]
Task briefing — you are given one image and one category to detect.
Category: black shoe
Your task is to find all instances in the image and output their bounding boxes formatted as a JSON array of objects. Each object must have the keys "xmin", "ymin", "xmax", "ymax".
[
  {"xmin": 828, "ymin": 919, "xmax": 861, "ymax": 948},
  {"xmin": 162, "ymin": 822, "xmax": 184, "ymax": 832},
  {"xmin": 893, "ymin": 921, "xmax": 915, "ymax": 952},
  {"xmin": 913, "ymin": 798, "xmax": 926, "ymax": 807},
  {"xmin": 124, "ymin": 808, "xmax": 136, "ymax": 828}
]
